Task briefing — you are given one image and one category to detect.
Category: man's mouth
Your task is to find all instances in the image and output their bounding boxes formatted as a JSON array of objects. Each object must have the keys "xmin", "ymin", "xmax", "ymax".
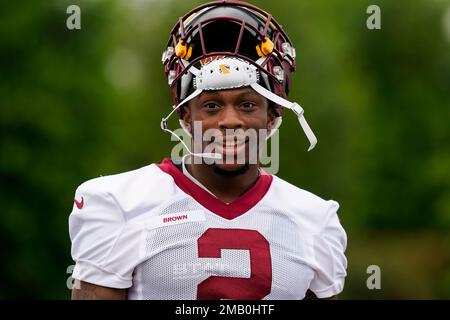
[{"xmin": 211, "ymin": 136, "xmax": 249, "ymax": 152}]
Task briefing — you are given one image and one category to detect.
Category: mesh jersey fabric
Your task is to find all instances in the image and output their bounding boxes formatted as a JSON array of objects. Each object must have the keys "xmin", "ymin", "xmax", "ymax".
[{"xmin": 69, "ymin": 158, "xmax": 347, "ymax": 299}]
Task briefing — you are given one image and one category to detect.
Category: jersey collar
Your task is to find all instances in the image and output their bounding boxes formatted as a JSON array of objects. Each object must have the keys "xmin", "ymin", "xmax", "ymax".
[{"xmin": 157, "ymin": 158, "xmax": 272, "ymax": 220}]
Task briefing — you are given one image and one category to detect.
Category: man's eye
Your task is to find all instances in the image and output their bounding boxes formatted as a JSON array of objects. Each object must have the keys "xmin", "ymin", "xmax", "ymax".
[
  {"xmin": 241, "ymin": 102, "xmax": 256, "ymax": 110},
  {"xmin": 204, "ymin": 103, "xmax": 219, "ymax": 110}
]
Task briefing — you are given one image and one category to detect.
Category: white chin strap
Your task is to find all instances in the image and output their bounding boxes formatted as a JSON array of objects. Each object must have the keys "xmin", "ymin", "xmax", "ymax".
[
  {"xmin": 160, "ymin": 57, "xmax": 317, "ymax": 160},
  {"xmin": 249, "ymin": 83, "xmax": 317, "ymax": 151}
]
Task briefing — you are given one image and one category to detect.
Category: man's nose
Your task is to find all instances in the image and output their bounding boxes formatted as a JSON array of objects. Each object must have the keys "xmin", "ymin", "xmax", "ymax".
[{"xmin": 217, "ymin": 105, "xmax": 244, "ymax": 130}]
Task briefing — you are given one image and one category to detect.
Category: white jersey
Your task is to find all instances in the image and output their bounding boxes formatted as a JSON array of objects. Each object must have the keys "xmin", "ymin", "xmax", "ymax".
[{"xmin": 69, "ymin": 158, "xmax": 347, "ymax": 299}]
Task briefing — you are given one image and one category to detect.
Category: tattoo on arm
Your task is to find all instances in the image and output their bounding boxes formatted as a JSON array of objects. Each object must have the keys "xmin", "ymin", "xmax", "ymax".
[
  {"xmin": 71, "ymin": 280, "xmax": 127, "ymax": 300},
  {"xmin": 303, "ymin": 289, "xmax": 338, "ymax": 300}
]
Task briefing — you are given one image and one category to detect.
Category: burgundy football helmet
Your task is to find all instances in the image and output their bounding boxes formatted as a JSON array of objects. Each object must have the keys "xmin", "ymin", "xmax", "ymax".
[{"xmin": 161, "ymin": 0, "xmax": 317, "ymax": 153}]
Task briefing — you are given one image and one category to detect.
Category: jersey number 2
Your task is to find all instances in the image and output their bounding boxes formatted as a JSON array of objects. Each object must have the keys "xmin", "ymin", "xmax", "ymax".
[{"xmin": 197, "ymin": 228, "xmax": 272, "ymax": 300}]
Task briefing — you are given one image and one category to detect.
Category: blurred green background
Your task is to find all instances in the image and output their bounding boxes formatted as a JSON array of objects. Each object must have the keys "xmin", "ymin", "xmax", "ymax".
[{"xmin": 1, "ymin": 0, "xmax": 449, "ymax": 299}]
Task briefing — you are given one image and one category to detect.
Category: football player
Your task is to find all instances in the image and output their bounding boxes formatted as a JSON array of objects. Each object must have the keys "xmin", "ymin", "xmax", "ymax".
[{"xmin": 69, "ymin": 0, "xmax": 347, "ymax": 300}]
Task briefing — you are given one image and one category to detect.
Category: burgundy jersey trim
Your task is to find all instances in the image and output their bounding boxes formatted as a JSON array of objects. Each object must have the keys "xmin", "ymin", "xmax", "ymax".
[{"xmin": 156, "ymin": 158, "xmax": 273, "ymax": 220}]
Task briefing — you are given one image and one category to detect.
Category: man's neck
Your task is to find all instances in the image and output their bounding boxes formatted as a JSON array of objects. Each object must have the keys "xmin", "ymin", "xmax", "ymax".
[{"xmin": 185, "ymin": 157, "xmax": 260, "ymax": 204}]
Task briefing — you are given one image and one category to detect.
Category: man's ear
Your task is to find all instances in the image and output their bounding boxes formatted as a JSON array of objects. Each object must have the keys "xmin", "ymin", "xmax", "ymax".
[
  {"xmin": 182, "ymin": 105, "xmax": 192, "ymax": 133},
  {"xmin": 267, "ymin": 105, "xmax": 277, "ymax": 132}
]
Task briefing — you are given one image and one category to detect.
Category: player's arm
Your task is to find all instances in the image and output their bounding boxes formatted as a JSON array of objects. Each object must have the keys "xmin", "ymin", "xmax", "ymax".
[
  {"xmin": 72, "ymin": 280, "xmax": 127, "ymax": 300},
  {"xmin": 303, "ymin": 289, "xmax": 337, "ymax": 300},
  {"xmin": 69, "ymin": 184, "xmax": 133, "ymax": 300},
  {"xmin": 308, "ymin": 202, "xmax": 347, "ymax": 300}
]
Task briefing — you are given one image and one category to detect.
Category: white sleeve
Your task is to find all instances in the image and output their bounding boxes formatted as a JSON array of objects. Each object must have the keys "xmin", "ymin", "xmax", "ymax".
[
  {"xmin": 309, "ymin": 200, "xmax": 348, "ymax": 298},
  {"xmin": 69, "ymin": 182, "xmax": 132, "ymax": 289}
]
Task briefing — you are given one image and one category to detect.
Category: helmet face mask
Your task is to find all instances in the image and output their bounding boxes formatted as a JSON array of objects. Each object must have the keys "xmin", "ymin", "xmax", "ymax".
[
  {"xmin": 161, "ymin": 1, "xmax": 318, "ymax": 154},
  {"xmin": 162, "ymin": 1, "xmax": 297, "ymax": 106}
]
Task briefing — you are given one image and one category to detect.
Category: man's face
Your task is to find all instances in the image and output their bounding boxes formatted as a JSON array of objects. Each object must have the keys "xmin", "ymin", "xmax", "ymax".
[{"xmin": 183, "ymin": 86, "xmax": 276, "ymax": 173}]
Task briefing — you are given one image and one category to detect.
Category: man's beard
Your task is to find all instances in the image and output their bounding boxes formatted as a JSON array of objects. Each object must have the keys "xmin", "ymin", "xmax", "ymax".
[{"xmin": 212, "ymin": 162, "xmax": 250, "ymax": 177}]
